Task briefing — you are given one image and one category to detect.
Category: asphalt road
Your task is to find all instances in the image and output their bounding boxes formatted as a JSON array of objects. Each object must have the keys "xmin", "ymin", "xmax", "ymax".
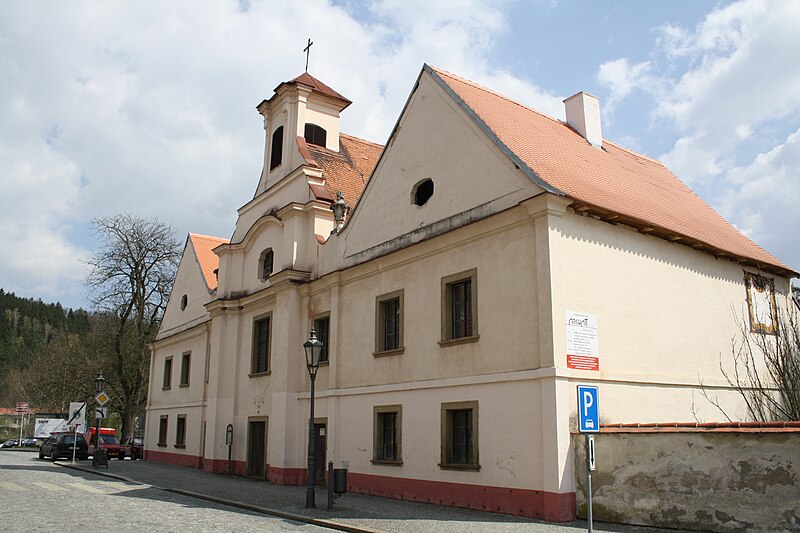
[{"xmin": 0, "ymin": 450, "xmax": 327, "ymax": 533}]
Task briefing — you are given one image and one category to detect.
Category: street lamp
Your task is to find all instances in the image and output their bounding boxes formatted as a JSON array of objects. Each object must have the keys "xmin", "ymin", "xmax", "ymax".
[
  {"xmin": 303, "ymin": 329, "xmax": 324, "ymax": 508},
  {"xmin": 93, "ymin": 373, "xmax": 106, "ymax": 467}
]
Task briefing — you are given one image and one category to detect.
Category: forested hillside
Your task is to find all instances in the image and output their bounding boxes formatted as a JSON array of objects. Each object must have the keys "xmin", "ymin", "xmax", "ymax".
[{"xmin": 0, "ymin": 289, "xmax": 93, "ymax": 406}]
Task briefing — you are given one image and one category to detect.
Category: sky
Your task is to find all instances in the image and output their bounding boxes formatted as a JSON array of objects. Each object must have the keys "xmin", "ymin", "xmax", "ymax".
[{"xmin": 1, "ymin": 0, "xmax": 798, "ymax": 310}]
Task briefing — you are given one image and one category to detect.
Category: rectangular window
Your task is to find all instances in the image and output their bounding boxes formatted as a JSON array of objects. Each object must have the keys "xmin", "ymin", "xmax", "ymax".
[
  {"xmin": 440, "ymin": 401, "xmax": 479, "ymax": 470},
  {"xmin": 441, "ymin": 269, "xmax": 478, "ymax": 344},
  {"xmin": 175, "ymin": 415, "xmax": 186, "ymax": 447},
  {"xmin": 375, "ymin": 290, "xmax": 404, "ymax": 355},
  {"xmin": 158, "ymin": 415, "xmax": 168, "ymax": 446},
  {"xmin": 251, "ymin": 316, "xmax": 271, "ymax": 374},
  {"xmin": 313, "ymin": 315, "xmax": 330, "ymax": 363},
  {"xmin": 179, "ymin": 352, "xmax": 191, "ymax": 387},
  {"xmin": 373, "ymin": 405, "xmax": 402, "ymax": 464},
  {"xmin": 162, "ymin": 357, "xmax": 172, "ymax": 389}
]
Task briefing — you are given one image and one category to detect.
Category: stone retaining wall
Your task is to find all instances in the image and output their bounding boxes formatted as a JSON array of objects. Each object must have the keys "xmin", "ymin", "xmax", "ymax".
[{"xmin": 573, "ymin": 422, "xmax": 800, "ymax": 532}]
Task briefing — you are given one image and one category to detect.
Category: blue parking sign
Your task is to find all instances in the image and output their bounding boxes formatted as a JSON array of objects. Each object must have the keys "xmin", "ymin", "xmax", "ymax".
[{"xmin": 577, "ymin": 385, "xmax": 599, "ymax": 433}]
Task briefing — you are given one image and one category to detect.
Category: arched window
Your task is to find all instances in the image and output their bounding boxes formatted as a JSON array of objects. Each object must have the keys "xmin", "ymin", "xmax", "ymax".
[
  {"xmin": 180, "ymin": 295, "xmax": 188, "ymax": 311},
  {"xmin": 412, "ymin": 178, "xmax": 434, "ymax": 206},
  {"xmin": 270, "ymin": 126, "xmax": 284, "ymax": 170},
  {"xmin": 304, "ymin": 123, "xmax": 327, "ymax": 147},
  {"xmin": 260, "ymin": 249, "xmax": 274, "ymax": 280}
]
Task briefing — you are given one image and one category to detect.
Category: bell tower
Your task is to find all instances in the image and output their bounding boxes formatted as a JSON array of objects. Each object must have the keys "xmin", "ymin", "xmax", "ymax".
[{"xmin": 255, "ymin": 73, "xmax": 352, "ymax": 196}]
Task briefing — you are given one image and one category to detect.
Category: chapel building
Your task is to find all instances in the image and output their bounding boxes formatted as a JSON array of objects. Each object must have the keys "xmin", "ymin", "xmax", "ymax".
[{"xmin": 145, "ymin": 65, "xmax": 796, "ymax": 521}]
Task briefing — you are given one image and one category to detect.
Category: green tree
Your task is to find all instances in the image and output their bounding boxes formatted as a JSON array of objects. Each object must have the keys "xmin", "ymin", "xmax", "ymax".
[{"xmin": 85, "ymin": 214, "xmax": 181, "ymax": 439}]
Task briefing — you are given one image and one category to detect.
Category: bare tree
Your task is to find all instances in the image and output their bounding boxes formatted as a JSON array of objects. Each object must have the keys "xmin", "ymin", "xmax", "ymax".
[
  {"xmin": 86, "ymin": 214, "xmax": 181, "ymax": 438},
  {"xmin": 702, "ymin": 298, "xmax": 800, "ymax": 421}
]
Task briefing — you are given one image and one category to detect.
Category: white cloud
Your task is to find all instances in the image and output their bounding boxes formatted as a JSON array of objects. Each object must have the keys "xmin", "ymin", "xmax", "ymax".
[
  {"xmin": 597, "ymin": 58, "xmax": 655, "ymax": 113},
  {"xmin": 717, "ymin": 128, "xmax": 800, "ymax": 270},
  {"xmin": 656, "ymin": 0, "xmax": 800, "ymax": 184},
  {"xmin": 0, "ymin": 0, "xmax": 560, "ymax": 308}
]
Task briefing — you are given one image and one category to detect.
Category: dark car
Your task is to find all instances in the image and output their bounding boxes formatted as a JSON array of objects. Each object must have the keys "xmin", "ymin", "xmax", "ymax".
[
  {"xmin": 21, "ymin": 437, "xmax": 37, "ymax": 447},
  {"xmin": 39, "ymin": 433, "xmax": 88, "ymax": 461},
  {"xmin": 90, "ymin": 434, "xmax": 126, "ymax": 460},
  {"xmin": 1, "ymin": 439, "xmax": 19, "ymax": 448},
  {"xmin": 123, "ymin": 436, "xmax": 143, "ymax": 460}
]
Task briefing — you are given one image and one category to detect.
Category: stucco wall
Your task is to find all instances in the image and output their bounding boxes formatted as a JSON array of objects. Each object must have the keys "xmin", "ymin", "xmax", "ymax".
[{"xmin": 573, "ymin": 427, "xmax": 800, "ymax": 531}]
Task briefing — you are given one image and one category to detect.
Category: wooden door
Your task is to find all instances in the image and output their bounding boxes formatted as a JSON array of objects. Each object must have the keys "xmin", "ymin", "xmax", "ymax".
[{"xmin": 247, "ymin": 420, "xmax": 267, "ymax": 478}]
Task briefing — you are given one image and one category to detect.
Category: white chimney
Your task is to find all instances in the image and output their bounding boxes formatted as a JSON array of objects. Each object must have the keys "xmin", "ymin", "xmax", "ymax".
[{"xmin": 563, "ymin": 92, "xmax": 602, "ymax": 148}]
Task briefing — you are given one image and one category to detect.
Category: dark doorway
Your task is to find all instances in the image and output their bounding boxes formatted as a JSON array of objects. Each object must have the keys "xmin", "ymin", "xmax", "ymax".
[
  {"xmin": 247, "ymin": 419, "xmax": 268, "ymax": 479},
  {"xmin": 314, "ymin": 422, "xmax": 326, "ymax": 486}
]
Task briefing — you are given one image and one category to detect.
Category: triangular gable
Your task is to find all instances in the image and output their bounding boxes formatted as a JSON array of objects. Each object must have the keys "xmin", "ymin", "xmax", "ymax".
[
  {"xmin": 157, "ymin": 233, "xmax": 227, "ymax": 340},
  {"xmin": 429, "ymin": 66, "xmax": 793, "ymax": 274},
  {"xmin": 342, "ymin": 67, "xmax": 544, "ymax": 257}
]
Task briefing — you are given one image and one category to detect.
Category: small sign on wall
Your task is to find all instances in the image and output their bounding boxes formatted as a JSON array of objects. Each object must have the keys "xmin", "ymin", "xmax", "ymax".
[{"xmin": 566, "ymin": 311, "xmax": 599, "ymax": 371}]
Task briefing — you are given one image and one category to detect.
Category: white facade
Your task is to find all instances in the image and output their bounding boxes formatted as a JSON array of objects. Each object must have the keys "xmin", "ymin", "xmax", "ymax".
[{"xmin": 145, "ymin": 66, "xmax": 795, "ymax": 521}]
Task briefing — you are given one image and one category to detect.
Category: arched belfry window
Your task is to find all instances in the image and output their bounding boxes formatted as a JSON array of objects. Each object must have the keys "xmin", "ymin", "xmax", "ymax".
[
  {"xmin": 270, "ymin": 126, "xmax": 284, "ymax": 170},
  {"xmin": 304, "ymin": 123, "xmax": 327, "ymax": 147},
  {"xmin": 260, "ymin": 249, "xmax": 274, "ymax": 280},
  {"xmin": 180, "ymin": 294, "xmax": 188, "ymax": 311}
]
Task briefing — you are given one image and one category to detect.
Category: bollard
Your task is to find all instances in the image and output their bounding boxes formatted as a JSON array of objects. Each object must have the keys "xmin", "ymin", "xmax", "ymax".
[{"xmin": 327, "ymin": 461, "xmax": 334, "ymax": 510}]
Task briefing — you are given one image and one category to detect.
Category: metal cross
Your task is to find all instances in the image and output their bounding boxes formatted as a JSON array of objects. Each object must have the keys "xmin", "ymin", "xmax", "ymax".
[{"xmin": 303, "ymin": 38, "xmax": 313, "ymax": 72}]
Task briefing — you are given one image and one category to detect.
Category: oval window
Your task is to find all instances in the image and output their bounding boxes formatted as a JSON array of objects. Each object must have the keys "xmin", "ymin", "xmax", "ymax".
[{"xmin": 412, "ymin": 178, "xmax": 434, "ymax": 206}]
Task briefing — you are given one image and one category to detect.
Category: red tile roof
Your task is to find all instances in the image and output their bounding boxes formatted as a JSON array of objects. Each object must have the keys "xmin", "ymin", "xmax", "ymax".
[
  {"xmin": 305, "ymin": 133, "xmax": 383, "ymax": 209},
  {"xmin": 428, "ymin": 66, "xmax": 793, "ymax": 274},
  {"xmin": 189, "ymin": 233, "xmax": 228, "ymax": 291},
  {"xmin": 290, "ymin": 72, "xmax": 352, "ymax": 107}
]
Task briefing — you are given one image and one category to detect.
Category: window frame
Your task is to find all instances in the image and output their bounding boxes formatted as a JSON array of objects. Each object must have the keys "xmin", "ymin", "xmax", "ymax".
[
  {"xmin": 304, "ymin": 123, "xmax": 327, "ymax": 147},
  {"xmin": 175, "ymin": 415, "xmax": 186, "ymax": 448},
  {"xmin": 158, "ymin": 415, "xmax": 168, "ymax": 447},
  {"xmin": 374, "ymin": 289, "xmax": 404, "ymax": 356},
  {"xmin": 372, "ymin": 405, "xmax": 402, "ymax": 465},
  {"xmin": 313, "ymin": 314, "xmax": 330, "ymax": 364},
  {"xmin": 440, "ymin": 400, "xmax": 479, "ymax": 470},
  {"xmin": 440, "ymin": 269, "xmax": 479, "ymax": 346},
  {"xmin": 179, "ymin": 351, "xmax": 191, "ymax": 387},
  {"xmin": 270, "ymin": 126, "xmax": 284, "ymax": 170},
  {"xmin": 260, "ymin": 249, "xmax": 274, "ymax": 281},
  {"xmin": 250, "ymin": 314, "xmax": 272, "ymax": 376},
  {"xmin": 162, "ymin": 356, "xmax": 173, "ymax": 390}
]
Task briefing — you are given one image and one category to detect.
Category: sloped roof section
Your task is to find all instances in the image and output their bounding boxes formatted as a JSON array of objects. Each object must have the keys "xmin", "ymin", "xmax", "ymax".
[
  {"xmin": 428, "ymin": 66, "xmax": 793, "ymax": 274},
  {"xmin": 189, "ymin": 233, "xmax": 228, "ymax": 291},
  {"xmin": 290, "ymin": 72, "xmax": 352, "ymax": 109},
  {"xmin": 306, "ymin": 133, "xmax": 383, "ymax": 208}
]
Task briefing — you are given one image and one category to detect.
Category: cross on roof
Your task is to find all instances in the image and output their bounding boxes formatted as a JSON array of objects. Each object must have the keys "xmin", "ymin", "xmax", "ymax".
[{"xmin": 303, "ymin": 38, "xmax": 313, "ymax": 72}]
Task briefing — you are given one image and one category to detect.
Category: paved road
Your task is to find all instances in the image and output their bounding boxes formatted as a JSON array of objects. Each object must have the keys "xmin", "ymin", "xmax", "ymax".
[{"xmin": 0, "ymin": 451, "xmax": 327, "ymax": 533}]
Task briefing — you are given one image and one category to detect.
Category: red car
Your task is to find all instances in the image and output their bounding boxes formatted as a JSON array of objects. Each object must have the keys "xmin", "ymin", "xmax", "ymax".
[{"xmin": 86, "ymin": 428, "xmax": 127, "ymax": 460}]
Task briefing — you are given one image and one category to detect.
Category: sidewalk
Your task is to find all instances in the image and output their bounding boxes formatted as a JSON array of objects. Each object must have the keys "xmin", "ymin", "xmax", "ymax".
[{"xmin": 60, "ymin": 458, "xmax": 669, "ymax": 533}]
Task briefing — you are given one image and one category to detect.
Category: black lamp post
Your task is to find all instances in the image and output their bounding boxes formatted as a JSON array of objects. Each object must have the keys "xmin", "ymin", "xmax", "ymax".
[
  {"xmin": 93, "ymin": 373, "xmax": 106, "ymax": 467},
  {"xmin": 303, "ymin": 329, "xmax": 324, "ymax": 508}
]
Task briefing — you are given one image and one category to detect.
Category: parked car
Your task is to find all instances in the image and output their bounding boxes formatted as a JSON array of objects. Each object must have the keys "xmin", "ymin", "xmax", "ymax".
[
  {"xmin": 88, "ymin": 433, "xmax": 126, "ymax": 460},
  {"xmin": 123, "ymin": 436, "xmax": 143, "ymax": 460},
  {"xmin": 39, "ymin": 433, "xmax": 88, "ymax": 461},
  {"xmin": 1, "ymin": 439, "xmax": 19, "ymax": 448},
  {"xmin": 21, "ymin": 437, "xmax": 37, "ymax": 447}
]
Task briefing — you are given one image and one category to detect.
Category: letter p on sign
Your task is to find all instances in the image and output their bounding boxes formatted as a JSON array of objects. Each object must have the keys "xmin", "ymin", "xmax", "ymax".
[{"xmin": 577, "ymin": 385, "xmax": 599, "ymax": 433}]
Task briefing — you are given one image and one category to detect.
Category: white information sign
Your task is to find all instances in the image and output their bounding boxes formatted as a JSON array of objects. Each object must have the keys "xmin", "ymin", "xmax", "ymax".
[
  {"xmin": 34, "ymin": 418, "xmax": 68, "ymax": 438},
  {"xmin": 566, "ymin": 311, "xmax": 599, "ymax": 371}
]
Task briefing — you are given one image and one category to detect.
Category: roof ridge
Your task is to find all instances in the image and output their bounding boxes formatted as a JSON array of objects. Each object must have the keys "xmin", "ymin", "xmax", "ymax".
[
  {"xmin": 429, "ymin": 65, "xmax": 567, "ymax": 129},
  {"xmin": 189, "ymin": 232, "xmax": 228, "ymax": 242},
  {"xmin": 340, "ymin": 132, "xmax": 384, "ymax": 149}
]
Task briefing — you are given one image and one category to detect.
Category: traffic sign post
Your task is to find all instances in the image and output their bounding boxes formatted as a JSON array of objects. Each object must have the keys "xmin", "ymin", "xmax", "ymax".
[
  {"xmin": 577, "ymin": 385, "xmax": 599, "ymax": 533},
  {"xmin": 68, "ymin": 402, "xmax": 86, "ymax": 464}
]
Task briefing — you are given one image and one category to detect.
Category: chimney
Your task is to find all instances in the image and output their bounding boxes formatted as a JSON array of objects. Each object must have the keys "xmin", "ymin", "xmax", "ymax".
[{"xmin": 563, "ymin": 92, "xmax": 602, "ymax": 148}]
